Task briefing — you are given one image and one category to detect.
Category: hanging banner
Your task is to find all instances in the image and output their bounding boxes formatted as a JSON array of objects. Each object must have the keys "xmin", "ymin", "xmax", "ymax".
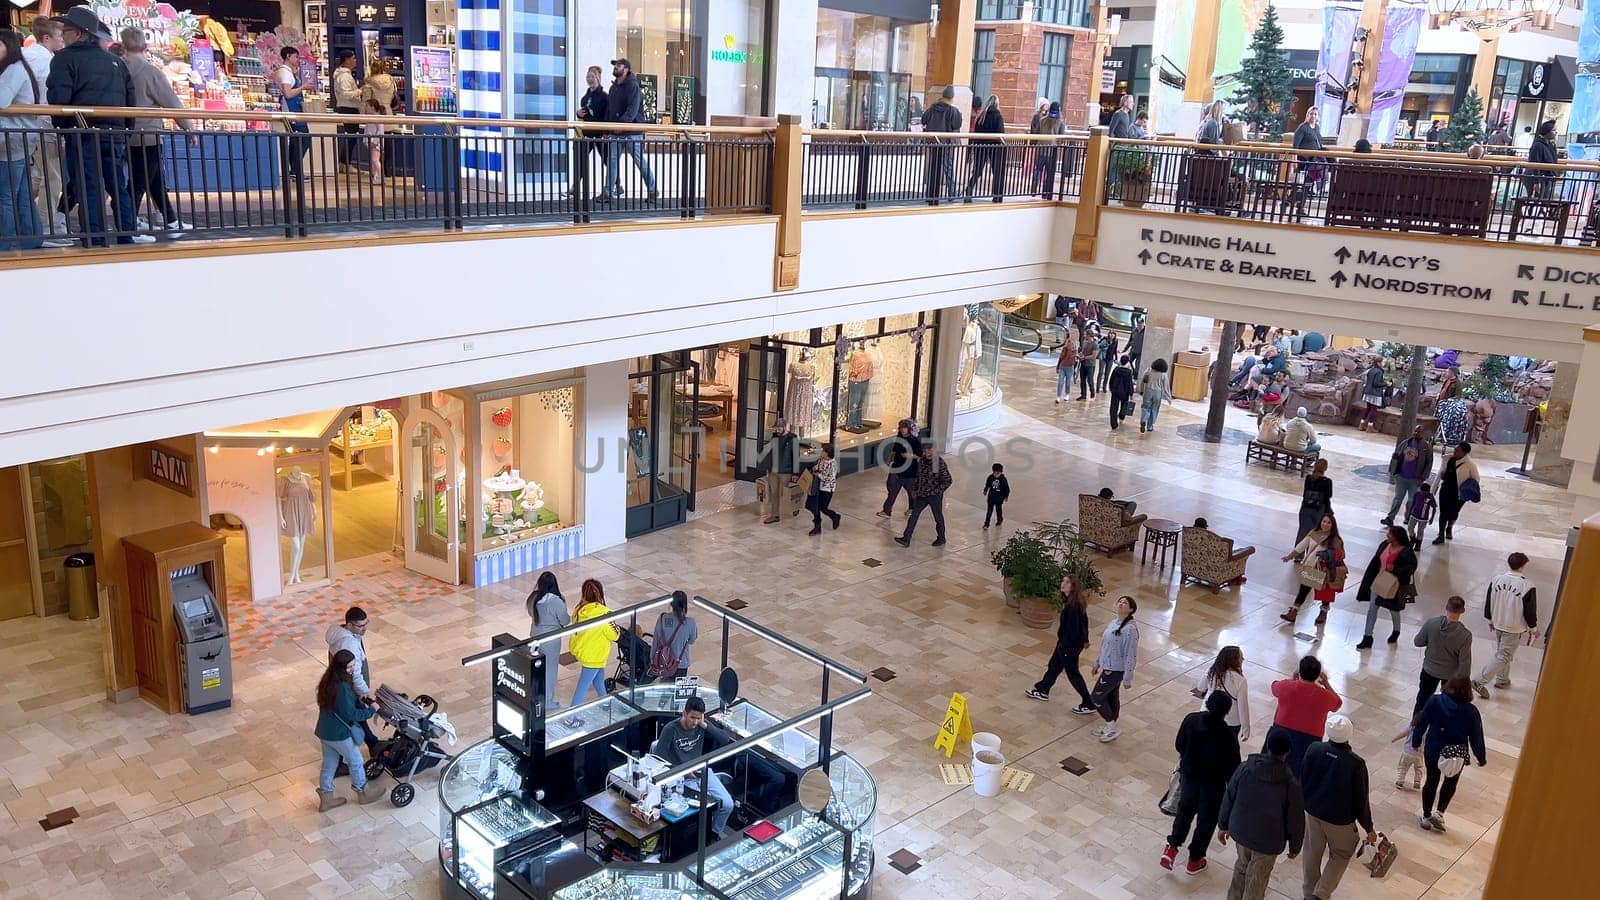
[
  {"xmin": 1368, "ymin": 0, "xmax": 1426, "ymax": 144},
  {"xmin": 1314, "ymin": 3, "xmax": 1361, "ymax": 134},
  {"xmin": 1572, "ymin": 0, "xmax": 1600, "ymax": 139},
  {"xmin": 1150, "ymin": 0, "xmax": 1198, "ymax": 133},
  {"xmin": 1212, "ymin": 0, "xmax": 1269, "ymax": 96}
]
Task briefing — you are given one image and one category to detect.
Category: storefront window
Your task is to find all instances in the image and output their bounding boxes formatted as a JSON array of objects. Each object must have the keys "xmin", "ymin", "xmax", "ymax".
[
  {"xmin": 476, "ymin": 386, "xmax": 577, "ymax": 549},
  {"xmin": 277, "ymin": 463, "xmax": 326, "ymax": 585},
  {"xmin": 1400, "ymin": 53, "xmax": 1471, "ymax": 137},
  {"xmin": 972, "ymin": 30, "xmax": 996, "ymax": 102},
  {"xmin": 618, "ymin": 0, "xmax": 768, "ymax": 123},
  {"xmin": 813, "ymin": 7, "xmax": 930, "ymax": 130},
  {"xmin": 955, "ymin": 305, "xmax": 1003, "ymax": 414}
]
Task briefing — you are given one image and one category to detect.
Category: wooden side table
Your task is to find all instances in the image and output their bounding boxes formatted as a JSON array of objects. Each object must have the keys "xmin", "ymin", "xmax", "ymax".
[{"xmin": 1141, "ymin": 518, "xmax": 1182, "ymax": 570}]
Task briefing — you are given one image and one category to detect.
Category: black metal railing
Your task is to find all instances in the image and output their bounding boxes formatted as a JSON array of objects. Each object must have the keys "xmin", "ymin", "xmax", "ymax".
[
  {"xmin": 1104, "ymin": 139, "xmax": 1600, "ymax": 246},
  {"xmin": 0, "ymin": 108, "xmax": 772, "ymax": 252},
  {"xmin": 800, "ymin": 131, "xmax": 1087, "ymax": 210}
]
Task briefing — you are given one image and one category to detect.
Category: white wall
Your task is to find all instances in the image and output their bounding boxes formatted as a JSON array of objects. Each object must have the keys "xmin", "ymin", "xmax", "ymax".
[
  {"xmin": 204, "ymin": 447, "xmax": 282, "ymax": 602},
  {"xmin": 574, "ymin": 0, "xmax": 619, "ymax": 78}
]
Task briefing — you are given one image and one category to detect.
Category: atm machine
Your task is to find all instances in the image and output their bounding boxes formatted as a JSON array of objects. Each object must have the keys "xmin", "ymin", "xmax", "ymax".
[{"xmin": 172, "ymin": 567, "xmax": 232, "ymax": 714}]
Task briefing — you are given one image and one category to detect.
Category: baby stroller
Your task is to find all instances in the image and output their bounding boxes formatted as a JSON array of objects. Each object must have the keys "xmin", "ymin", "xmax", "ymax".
[
  {"xmin": 603, "ymin": 625, "xmax": 656, "ymax": 691},
  {"xmin": 364, "ymin": 684, "xmax": 454, "ymax": 807}
]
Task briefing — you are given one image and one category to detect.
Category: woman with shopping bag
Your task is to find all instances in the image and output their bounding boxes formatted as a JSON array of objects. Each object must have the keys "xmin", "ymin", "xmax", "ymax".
[
  {"xmin": 1280, "ymin": 513, "xmax": 1347, "ymax": 627},
  {"xmin": 1355, "ymin": 526, "xmax": 1418, "ymax": 650}
]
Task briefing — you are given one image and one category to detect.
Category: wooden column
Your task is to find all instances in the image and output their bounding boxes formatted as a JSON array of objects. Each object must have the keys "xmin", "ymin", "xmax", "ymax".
[
  {"xmin": 1469, "ymin": 31, "xmax": 1501, "ymax": 108},
  {"xmin": 929, "ymin": 0, "xmax": 978, "ymax": 93},
  {"xmin": 1486, "ymin": 514, "xmax": 1600, "ymax": 895},
  {"xmin": 1184, "ymin": 0, "xmax": 1224, "ymax": 104},
  {"xmin": 1085, "ymin": 2, "xmax": 1111, "ymax": 123},
  {"xmin": 771, "ymin": 114, "xmax": 802, "ymax": 292},
  {"xmin": 1070, "ymin": 126, "xmax": 1110, "ymax": 263},
  {"xmin": 1353, "ymin": 0, "xmax": 1390, "ymax": 118}
]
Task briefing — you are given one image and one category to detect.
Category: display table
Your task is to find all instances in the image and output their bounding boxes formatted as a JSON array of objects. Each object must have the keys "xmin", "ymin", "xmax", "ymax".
[
  {"xmin": 329, "ymin": 418, "xmax": 394, "ymax": 491},
  {"xmin": 163, "ymin": 131, "xmax": 281, "ymax": 192}
]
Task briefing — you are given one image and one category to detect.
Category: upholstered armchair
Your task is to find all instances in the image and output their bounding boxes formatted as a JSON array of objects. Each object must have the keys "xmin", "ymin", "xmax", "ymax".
[
  {"xmin": 1180, "ymin": 527, "xmax": 1255, "ymax": 592},
  {"xmin": 1078, "ymin": 494, "xmax": 1146, "ymax": 556}
]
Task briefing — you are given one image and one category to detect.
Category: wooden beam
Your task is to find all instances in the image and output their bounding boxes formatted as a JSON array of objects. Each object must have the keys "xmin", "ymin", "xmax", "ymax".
[
  {"xmin": 929, "ymin": 0, "xmax": 978, "ymax": 93},
  {"xmin": 771, "ymin": 114, "xmax": 804, "ymax": 291},
  {"xmin": 1185, "ymin": 0, "xmax": 1224, "ymax": 104},
  {"xmin": 1070, "ymin": 127, "xmax": 1111, "ymax": 262}
]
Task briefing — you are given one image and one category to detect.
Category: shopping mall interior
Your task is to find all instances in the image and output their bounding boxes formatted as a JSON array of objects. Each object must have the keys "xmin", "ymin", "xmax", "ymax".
[{"xmin": 2, "ymin": 0, "xmax": 1599, "ymax": 897}]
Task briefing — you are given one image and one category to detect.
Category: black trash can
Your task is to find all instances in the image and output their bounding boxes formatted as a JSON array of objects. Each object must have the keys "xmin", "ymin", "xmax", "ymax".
[{"xmin": 65, "ymin": 553, "xmax": 98, "ymax": 620}]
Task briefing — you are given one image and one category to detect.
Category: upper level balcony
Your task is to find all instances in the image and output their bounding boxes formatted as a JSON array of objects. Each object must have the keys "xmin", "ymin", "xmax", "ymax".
[{"xmin": 1, "ymin": 106, "xmax": 1596, "ymax": 466}]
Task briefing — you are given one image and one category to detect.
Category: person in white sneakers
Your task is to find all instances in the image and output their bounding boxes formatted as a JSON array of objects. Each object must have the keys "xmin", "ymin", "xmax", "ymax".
[
  {"xmin": 1090, "ymin": 596, "xmax": 1139, "ymax": 742},
  {"xmin": 1473, "ymin": 552, "xmax": 1538, "ymax": 698}
]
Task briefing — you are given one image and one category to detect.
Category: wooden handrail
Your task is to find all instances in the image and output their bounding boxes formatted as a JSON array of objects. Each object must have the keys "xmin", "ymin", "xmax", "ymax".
[
  {"xmin": 803, "ymin": 127, "xmax": 1092, "ymax": 142},
  {"xmin": 4, "ymin": 104, "xmax": 775, "ymax": 136}
]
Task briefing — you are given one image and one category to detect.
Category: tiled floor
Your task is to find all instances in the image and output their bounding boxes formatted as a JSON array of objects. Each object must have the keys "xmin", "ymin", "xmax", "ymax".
[{"xmin": 0, "ymin": 354, "xmax": 1566, "ymax": 899}]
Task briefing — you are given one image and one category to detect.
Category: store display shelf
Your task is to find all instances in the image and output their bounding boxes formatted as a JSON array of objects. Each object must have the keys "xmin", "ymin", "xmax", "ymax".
[{"xmin": 473, "ymin": 524, "xmax": 583, "ymax": 587}]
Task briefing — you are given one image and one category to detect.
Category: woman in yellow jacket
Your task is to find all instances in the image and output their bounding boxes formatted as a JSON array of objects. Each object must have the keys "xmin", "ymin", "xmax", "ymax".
[{"xmin": 569, "ymin": 579, "xmax": 617, "ymax": 705}]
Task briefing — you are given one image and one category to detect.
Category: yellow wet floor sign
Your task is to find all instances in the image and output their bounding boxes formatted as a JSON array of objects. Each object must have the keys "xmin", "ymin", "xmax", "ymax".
[{"xmin": 933, "ymin": 692, "xmax": 974, "ymax": 757}]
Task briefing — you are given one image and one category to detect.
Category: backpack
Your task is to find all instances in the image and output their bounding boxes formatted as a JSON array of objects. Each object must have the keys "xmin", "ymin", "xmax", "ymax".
[{"xmin": 646, "ymin": 615, "xmax": 688, "ymax": 678}]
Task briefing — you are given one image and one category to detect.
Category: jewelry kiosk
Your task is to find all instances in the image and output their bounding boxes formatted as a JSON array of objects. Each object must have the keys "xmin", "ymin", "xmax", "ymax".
[{"xmin": 439, "ymin": 596, "xmax": 877, "ymax": 899}]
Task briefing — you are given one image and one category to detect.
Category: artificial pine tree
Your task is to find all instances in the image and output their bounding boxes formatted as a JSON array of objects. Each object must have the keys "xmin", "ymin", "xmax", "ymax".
[
  {"xmin": 1228, "ymin": 4, "xmax": 1294, "ymax": 135},
  {"xmin": 1438, "ymin": 87, "xmax": 1486, "ymax": 152}
]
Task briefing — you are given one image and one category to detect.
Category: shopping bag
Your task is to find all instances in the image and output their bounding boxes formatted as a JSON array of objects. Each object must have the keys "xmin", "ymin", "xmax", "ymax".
[
  {"xmin": 1357, "ymin": 832, "xmax": 1397, "ymax": 877},
  {"xmin": 1158, "ymin": 768, "xmax": 1181, "ymax": 816}
]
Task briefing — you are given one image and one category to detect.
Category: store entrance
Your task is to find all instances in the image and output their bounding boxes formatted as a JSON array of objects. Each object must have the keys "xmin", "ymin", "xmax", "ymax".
[
  {"xmin": 812, "ymin": 69, "xmax": 913, "ymax": 130},
  {"xmin": 400, "ymin": 409, "xmax": 460, "ymax": 584}
]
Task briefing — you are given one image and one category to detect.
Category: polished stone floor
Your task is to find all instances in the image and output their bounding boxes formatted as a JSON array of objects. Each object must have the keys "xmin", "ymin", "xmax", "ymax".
[{"xmin": 0, "ymin": 355, "xmax": 1567, "ymax": 899}]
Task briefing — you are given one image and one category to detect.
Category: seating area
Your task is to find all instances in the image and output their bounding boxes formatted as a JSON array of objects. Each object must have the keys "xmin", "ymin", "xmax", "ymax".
[
  {"xmin": 1325, "ymin": 161, "xmax": 1493, "ymax": 237},
  {"xmin": 1246, "ymin": 440, "xmax": 1320, "ymax": 473},
  {"xmin": 1077, "ymin": 493, "xmax": 1146, "ymax": 556},
  {"xmin": 1179, "ymin": 526, "xmax": 1255, "ymax": 593}
]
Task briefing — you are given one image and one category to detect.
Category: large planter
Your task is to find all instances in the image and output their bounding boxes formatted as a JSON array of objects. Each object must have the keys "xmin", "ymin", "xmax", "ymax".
[
  {"xmin": 1017, "ymin": 596, "xmax": 1057, "ymax": 629},
  {"xmin": 1120, "ymin": 179, "xmax": 1151, "ymax": 208},
  {"xmin": 1001, "ymin": 577, "xmax": 1022, "ymax": 609}
]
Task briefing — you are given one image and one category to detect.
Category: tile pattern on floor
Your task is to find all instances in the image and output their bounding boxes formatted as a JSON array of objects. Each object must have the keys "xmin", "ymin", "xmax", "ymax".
[{"xmin": 0, "ymin": 353, "xmax": 1568, "ymax": 899}]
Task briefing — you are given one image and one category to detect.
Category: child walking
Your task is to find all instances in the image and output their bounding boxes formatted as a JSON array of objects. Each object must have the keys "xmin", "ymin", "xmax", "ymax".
[
  {"xmin": 1405, "ymin": 481, "xmax": 1437, "ymax": 551},
  {"xmin": 1392, "ymin": 728, "xmax": 1423, "ymax": 790},
  {"xmin": 362, "ymin": 98, "xmax": 385, "ymax": 185},
  {"xmin": 982, "ymin": 463, "xmax": 1009, "ymax": 529}
]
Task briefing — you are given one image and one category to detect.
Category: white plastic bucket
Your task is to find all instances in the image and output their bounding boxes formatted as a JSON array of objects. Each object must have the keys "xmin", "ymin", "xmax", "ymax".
[
  {"xmin": 971, "ymin": 732, "xmax": 1001, "ymax": 761},
  {"xmin": 972, "ymin": 749, "xmax": 1005, "ymax": 797}
]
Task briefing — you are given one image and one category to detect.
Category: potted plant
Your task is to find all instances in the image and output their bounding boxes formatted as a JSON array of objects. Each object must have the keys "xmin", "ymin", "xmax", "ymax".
[
  {"xmin": 990, "ymin": 532, "xmax": 1062, "ymax": 623},
  {"xmin": 1113, "ymin": 149, "xmax": 1154, "ymax": 208},
  {"xmin": 1031, "ymin": 519, "xmax": 1105, "ymax": 606}
]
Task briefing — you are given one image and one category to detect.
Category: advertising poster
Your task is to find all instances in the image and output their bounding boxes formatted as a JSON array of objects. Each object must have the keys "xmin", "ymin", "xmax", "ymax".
[
  {"xmin": 411, "ymin": 46, "xmax": 453, "ymax": 87},
  {"xmin": 637, "ymin": 74, "xmax": 659, "ymax": 123},
  {"xmin": 1368, "ymin": 0, "xmax": 1426, "ymax": 144},
  {"xmin": 1315, "ymin": 3, "xmax": 1362, "ymax": 133},
  {"xmin": 672, "ymin": 75, "xmax": 695, "ymax": 125},
  {"xmin": 1149, "ymin": 0, "xmax": 1197, "ymax": 133}
]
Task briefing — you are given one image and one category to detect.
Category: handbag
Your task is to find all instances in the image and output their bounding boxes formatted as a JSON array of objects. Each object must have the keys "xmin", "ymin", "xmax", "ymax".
[
  {"xmin": 1372, "ymin": 570, "xmax": 1401, "ymax": 601},
  {"xmin": 1296, "ymin": 556, "xmax": 1326, "ymax": 590},
  {"xmin": 1438, "ymin": 743, "xmax": 1469, "ymax": 778},
  {"xmin": 1357, "ymin": 832, "xmax": 1398, "ymax": 877},
  {"xmin": 1459, "ymin": 477, "xmax": 1481, "ymax": 503},
  {"xmin": 1159, "ymin": 768, "xmax": 1182, "ymax": 816},
  {"xmin": 1121, "ymin": 398, "xmax": 1135, "ymax": 417}
]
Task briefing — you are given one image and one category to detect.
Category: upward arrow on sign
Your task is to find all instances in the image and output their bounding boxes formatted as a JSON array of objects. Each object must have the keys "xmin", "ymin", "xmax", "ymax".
[
  {"xmin": 1330, "ymin": 271, "xmax": 1348, "ymax": 288},
  {"xmin": 1138, "ymin": 249, "xmax": 1152, "ymax": 265},
  {"xmin": 1334, "ymin": 247, "xmax": 1351, "ymax": 264}
]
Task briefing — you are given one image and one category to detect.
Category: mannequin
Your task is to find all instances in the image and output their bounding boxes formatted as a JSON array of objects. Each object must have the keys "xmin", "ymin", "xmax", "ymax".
[
  {"xmin": 844, "ymin": 341, "xmax": 874, "ymax": 431},
  {"xmin": 278, "ymin": 466, "xmax": 316, "ymax": 585},
  {"xmin": 784, "ymin": 350, "xmax": 817, "ymax": 436},
  {"xmin": 959, "ymin": 314, "xmax": 982, "ymax": 396},
  {"xmin": 864, "ymin": 339, "xmax": 885, "ymax": 422}
]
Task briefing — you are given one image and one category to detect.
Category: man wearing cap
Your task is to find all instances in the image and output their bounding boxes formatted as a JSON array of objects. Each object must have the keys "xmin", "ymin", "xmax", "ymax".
[
  {"xmin": 919, "ymin": 86, "xmax": 962, "ymax": 204},
  {"xmin": 598, "ymin": 58, "xmax": 658, "ymax": 204},
  {"xmin": 1298, "ymin": 715, "xmax": 1376, "ymax": 900},
  {"xmin": 45, "ymin": 6, "xmax": 146, "ymax": 246}
]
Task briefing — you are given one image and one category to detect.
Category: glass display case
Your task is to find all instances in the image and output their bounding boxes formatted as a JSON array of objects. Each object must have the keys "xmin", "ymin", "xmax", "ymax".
[
  {"xmin": 624, "ymin": 682, "xmax": 725, "ymax": 714},
  {"xmin": 547, "ymin": 695, "xmax": 636, "ymax": 750},
  {"xmin": 456, "ymin": 794, "xmax": 562, "ymax": 898},
  {"xmin": 702, "ymin": 808, "xmax": 855, "ymax": 899},
  {"xmin": 955, "ymin": 304, "xmax": 1003, "ymax": 415},
  {"xmin": 475, "ymin": 385, "xmax": 578, "ymax": 549},
  {"xmin": 552, "ymin": 867, "xmax": 717, "ymax": 899},
  {"xmin": 712, "ymin": 702, "xmax": 821, "ymax": 770}
]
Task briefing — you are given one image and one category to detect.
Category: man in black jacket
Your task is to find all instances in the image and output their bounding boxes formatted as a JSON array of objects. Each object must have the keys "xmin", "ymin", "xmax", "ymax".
[
  {"xmin": 894, "ymin": 444, "xmax": 951, "ymax": 548},
  {"xmin": 1299, "ymin": 715, "xmax": 1376, "ymax": 900},
  {"xmin": 1162, "ymin": 692, "xmax": 1242, "ymax": 874},
  {"xmin": 1219, "ymin": 731, "xmax": 1305, "ymax": 900},
  {"xmin": 598, "ymin": 58, "xmax": 658, "ymax": 203},
  {"xmin": 877, "ymin": 419, "xmax": 921, "ymax": 518},
  {"xmin": 46, "ymin": 7, "xmax": 144, "ymax": 246},
  {"xmin": 920, "ymin": 86, "xmax": 963, "ymax": 204}
]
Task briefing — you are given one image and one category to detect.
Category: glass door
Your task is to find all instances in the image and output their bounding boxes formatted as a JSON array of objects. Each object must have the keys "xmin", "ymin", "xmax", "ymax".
[
  {"xmin": 401, "ymin": 410, "xmax": 459, "ymax": 584},
  {"xmin": 736, "ymin": 344, "xmax": 783, "ymax": 479},
  {"xmin": 671, "ymin": 367, "xmax": 699, "ymax": 507}
]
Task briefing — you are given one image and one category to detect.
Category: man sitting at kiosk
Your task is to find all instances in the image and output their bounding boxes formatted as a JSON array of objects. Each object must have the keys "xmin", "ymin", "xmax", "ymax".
[{"xmin": 653, "ymin": 697, "xmax": 735, "ymax": 838}]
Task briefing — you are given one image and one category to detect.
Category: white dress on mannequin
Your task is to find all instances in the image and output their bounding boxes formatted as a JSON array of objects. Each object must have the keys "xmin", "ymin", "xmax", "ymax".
[
  {"xmin": 864, "ymin": 342, "xmax": 886, "ymax": 421},
  {"xmin": 278, "ymin": 468, "xmax": 316, "ymax": 585}
]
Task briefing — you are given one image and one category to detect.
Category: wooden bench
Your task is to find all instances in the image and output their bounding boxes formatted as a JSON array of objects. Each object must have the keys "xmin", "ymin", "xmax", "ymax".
[
  {"xmin": 1246, "ymin": 440, "xmax": 1320, "ymax": 474},
  {"xmin": 1326, "ymin": 161, "xmax": 1492, "ymax": 237}
]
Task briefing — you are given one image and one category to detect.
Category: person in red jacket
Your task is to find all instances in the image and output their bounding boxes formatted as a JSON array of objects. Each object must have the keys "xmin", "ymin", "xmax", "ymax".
[{"xmin": 1266, "ymin": 655, "xmax": 1343, "ymax": 782}]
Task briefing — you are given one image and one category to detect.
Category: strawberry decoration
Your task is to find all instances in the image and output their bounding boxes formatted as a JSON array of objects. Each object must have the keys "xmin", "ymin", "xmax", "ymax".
[{"xmin": 492, "ymin": 407, "xmax": 513, "ymax": 427}]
